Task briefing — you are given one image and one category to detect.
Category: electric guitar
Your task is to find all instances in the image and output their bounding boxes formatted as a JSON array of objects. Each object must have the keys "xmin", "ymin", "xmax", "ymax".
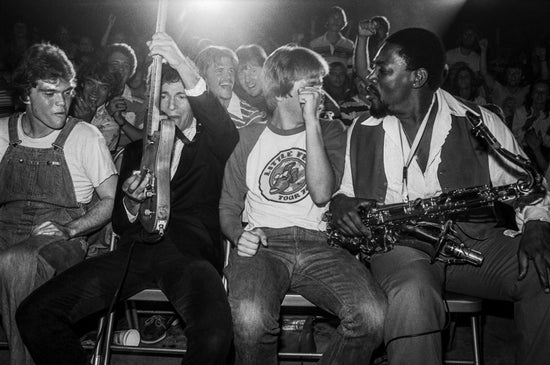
[{"xmin": 139, "ymin": 0, "xmax": 175, "ymax": 237}]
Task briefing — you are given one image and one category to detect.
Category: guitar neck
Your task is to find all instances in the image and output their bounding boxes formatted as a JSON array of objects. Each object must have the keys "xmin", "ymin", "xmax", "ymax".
[
  {"xmin": 145, "ymin": 56, "xmax": 163, "ymax": 138},
  {"xmin": 144, "ymin": 0, "xmax": 168, "ymax": 141},
  {"xmin": 138, "ymin": 0, "xmax": 174, "ymax": 236}
]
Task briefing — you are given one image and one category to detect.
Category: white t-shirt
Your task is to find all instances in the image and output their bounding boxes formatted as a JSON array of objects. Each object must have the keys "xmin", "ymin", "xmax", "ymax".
[
  {"xmin": 244, "ymin": 126, "xmax": 327, "ymax": 231},
  {"xmin": 0, "ymin": 114, "xmax": 117, "ymax": 203}
]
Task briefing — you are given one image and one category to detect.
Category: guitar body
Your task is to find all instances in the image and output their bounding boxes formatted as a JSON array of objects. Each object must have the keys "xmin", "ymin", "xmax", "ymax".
[{"xmin": 139, "ymin": 118, "xmax": 175, "ymax": 236}]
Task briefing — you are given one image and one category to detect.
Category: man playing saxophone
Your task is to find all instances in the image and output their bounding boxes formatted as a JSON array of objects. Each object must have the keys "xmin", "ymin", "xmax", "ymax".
[{"xmin": 330, "ymin": 28, "xmax": 550, "ymax": 365}]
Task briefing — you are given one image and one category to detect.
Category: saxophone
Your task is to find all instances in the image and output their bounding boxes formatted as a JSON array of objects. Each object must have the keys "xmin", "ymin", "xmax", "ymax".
[{"xmin": 326, "ymin": 111, "xmax": 546, "ymax": 266}]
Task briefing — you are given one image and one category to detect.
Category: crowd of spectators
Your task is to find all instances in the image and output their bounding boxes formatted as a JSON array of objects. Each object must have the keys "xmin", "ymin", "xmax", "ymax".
[
  {"xmin": 1, "ymin": 3, "xmax": 550, "ymax": 364},
  {"xmin": 0, "ymin": 6, "xmax": 549, "ymax": 181}
]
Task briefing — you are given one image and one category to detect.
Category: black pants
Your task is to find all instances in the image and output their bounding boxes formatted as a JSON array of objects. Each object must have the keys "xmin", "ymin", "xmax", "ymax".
[{"xmin": 16, "ymin": 236, "xmax": 233, "ymax": 365}]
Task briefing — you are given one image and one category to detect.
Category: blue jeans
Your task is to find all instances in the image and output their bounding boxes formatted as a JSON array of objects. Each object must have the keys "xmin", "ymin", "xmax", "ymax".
[{"xmin": 225, "ymin": 226, "xmax": 386, "ymax": 365}]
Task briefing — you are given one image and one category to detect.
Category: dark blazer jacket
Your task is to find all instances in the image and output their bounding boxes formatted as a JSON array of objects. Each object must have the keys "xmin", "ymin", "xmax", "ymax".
[{"xmin": 112, "ymin": 91, "xmax": 239, "ymax": 272}]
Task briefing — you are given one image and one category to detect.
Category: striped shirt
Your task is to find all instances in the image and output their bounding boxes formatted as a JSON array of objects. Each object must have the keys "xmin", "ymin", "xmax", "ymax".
[{"xmin": 227, "ymin": 92, "xmax": 267, "ymax": 129}]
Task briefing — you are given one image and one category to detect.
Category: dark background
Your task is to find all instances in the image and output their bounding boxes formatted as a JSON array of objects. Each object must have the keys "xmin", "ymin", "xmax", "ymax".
[{"xmin": 1, "ymin": 0, "xmax": 549, "ymax": 54}]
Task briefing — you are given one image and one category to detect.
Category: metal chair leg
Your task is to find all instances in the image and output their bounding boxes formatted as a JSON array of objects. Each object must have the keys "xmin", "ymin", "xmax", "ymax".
[
  {"xmin": 100, "ymin": 311, "xmax": 117, "ymax": 365},
  {"xmin": 471, "ymin": 315, "xmax": 482, "ymax": 365},
  {"xmin": 91, "ymin": 316, "xmax": 105, "ymax": 365}
]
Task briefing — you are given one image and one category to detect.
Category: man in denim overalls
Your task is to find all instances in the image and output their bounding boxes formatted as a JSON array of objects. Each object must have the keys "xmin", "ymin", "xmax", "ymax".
[{"xmin": 0, "ymin": 43, "xmax": 117, "ymax": 365}]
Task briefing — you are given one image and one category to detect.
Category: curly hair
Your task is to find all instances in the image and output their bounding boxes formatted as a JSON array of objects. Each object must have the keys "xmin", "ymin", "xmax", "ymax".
[
  {"xmin": 12, "ymin": 42, "xmax": 75, "ymax": 100},
  {"xmin": 77, "ymin": 61, "xmax": 122, "ymax": 97},
  {"xmin": 104, "ymin": 43, "xmax": 137, "ymax": 78}
]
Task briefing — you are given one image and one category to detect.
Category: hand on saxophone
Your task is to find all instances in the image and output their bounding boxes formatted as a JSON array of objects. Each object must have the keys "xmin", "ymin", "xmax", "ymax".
[{"xmin": 330, "ymin": 194, "xmax": 374, "ymax": 237}]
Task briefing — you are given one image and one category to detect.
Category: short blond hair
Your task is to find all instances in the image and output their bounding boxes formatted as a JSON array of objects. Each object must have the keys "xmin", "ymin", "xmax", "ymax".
[{"xmin": 261, "ymin": 45, "xmax": 328, "ymax": 111}]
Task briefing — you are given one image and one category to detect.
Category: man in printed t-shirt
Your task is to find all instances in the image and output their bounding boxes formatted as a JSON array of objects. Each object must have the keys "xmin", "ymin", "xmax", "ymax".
[{"xmin": 219, "ymin": 45, "xmax": 386, "ymax": 365}]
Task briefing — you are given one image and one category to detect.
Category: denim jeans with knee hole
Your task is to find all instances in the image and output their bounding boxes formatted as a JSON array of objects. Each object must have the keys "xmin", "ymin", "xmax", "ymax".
[{"xmin": 225, "ymin": 226, "xmax": 387, "ymax": 365}]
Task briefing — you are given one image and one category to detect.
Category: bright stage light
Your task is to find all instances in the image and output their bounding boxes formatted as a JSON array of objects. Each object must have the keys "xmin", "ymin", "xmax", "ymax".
[{"xmin": 191, "ymin": 0, "xmax": 228, "ymax": 13}]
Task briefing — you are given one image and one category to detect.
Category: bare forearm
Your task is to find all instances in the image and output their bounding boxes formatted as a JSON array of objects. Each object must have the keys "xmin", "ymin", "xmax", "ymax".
[
  {"xmin": 116, "ymin": 115, "xmax": 142, "ymax": 142},
  {"xmin": 175, "ymin": 64, "xmax": 200, "ymax": 90},
  {"xmin": 355, "ymin": 36, "xmax": 370, "ymax": 80},
  {"xmin": 68, "ymin": 174, "xmax": 117, "ymax": 237},
  {"xmin": 306, "ymin": 121, "xmax": 335, "ymax": 205},
  {"xmin": 101, "ymin": 23, "xmax": 113, "ymax": 47},
  {"xmin": 66, "ymin": 197, "xmax": 114, "ymax": 238},
  {"xmin": 220, "ymin": 211, "xmax": 245, "ymax": 246}
]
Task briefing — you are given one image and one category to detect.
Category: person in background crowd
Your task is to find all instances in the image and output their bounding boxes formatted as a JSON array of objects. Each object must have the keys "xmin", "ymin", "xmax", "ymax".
[
  {"xmin": 355, "ymin": 15, "xmax": 390, "ymax": 78},
  {"xmin": 366, "ymin": 16, "xmax": 390, "ymax": 63},
  {"xmin": 447, "ymin": 63, "xmax": 486, "ymax": 105},
  {"xmin": 512, "ymin": 79, "xmax": 550, "ymax": 172},
  {"xmin": 354, "ymin": 16, "xmax": 390, "ymax": 84},
  {"xmin": 70, "ymin": 62, "xmax": 122, "ymax": 152},
  {"xmin": 446, "ymin": 23, "xmax": 481, "ymax": 73},
  {"xmin": 336, "ymin": 74, "xmax": 371, "ymax": 125},
  {"xmin": 127, "ymin": 61, "xmax": 148, "ymax": 102},
  {"xmin": 54, "ymin": 25, "xmax": 78, "ymax": 61},
  {"xmin": 309, "ymin": 6, "xmax": 354, "ymax": 74},
  {"xmin": 321, "ymin": 61, "xmax": 358, "ymax": 124},
  {"xmin": 235, "ymin": 44, "xmax": 269, "ymax": 113},
  {"xmin": 196, "ymin": 45, "xmax": 267, "ymax": 128},
  {"xmin": 73, "ymin": 35, "xmax": 96, "ymax": 72},
  {"xmin": 480, "ymin": 38, "xmax": 548, "ymax": 110},
  {"xmin": 103, "ymin": 42, "xmax": 145, "ymax": 147}
]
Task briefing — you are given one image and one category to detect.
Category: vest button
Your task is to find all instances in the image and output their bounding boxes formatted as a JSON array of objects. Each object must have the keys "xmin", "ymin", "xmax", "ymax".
[{"xmin": 18, "ymin": 159, "xmax": 23, "ymax": 163}]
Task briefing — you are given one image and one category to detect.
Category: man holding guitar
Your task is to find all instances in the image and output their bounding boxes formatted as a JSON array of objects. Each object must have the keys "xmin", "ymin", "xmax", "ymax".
[{"xmin": 17, "ymin": 32, "xmax": 238, "ymax": 365}]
